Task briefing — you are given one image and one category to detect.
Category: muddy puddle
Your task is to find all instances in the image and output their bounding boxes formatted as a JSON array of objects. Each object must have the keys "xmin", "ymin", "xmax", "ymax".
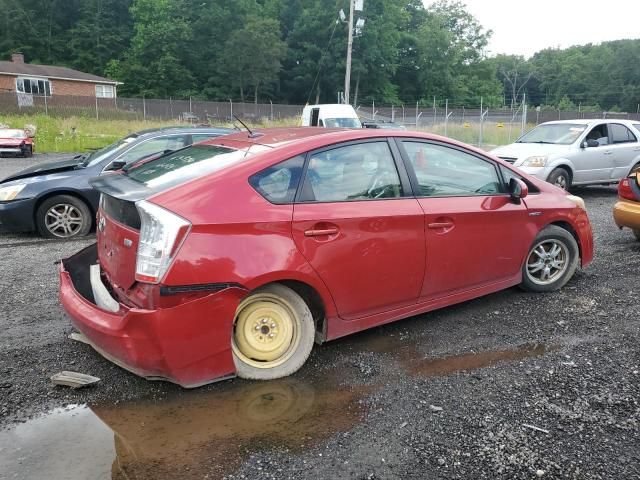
[
  {"xmin": 340, "ymin": 328, "xmax": 554, "ymax": 377},
  {"xmin": 0, "ymin": 376, "xmax": 371, "ymax": 480}
]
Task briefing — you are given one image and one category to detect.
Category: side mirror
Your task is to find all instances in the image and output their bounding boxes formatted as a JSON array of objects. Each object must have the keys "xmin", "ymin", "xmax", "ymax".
[
  {"xmin": 509, "ymin": 177, "xmax": 528, "ymax": 204},
  {"xmin": 105, "ymin": 160, "xmax": 126, "ymax": 171},
  {"xmin": 582, "ymin": 139, "xmax": 599, "ymax": 148}
]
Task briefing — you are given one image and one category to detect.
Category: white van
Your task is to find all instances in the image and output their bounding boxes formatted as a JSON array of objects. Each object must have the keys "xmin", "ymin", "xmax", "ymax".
[{"xmin": 301, "ymin": 104, "xmax": 362, "ymax": 128}]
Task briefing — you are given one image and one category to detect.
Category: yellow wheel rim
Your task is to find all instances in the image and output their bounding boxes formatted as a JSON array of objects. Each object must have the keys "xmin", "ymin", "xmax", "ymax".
[{"xmin": 232, "ymin": 294, "xmax": 300, "ymax": 369}]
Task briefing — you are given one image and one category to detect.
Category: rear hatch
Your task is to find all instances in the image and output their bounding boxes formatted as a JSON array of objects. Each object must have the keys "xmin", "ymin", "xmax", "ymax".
[
  {"xmin": 90, "ymin": 143, "xmax": 254, "ymax": 291},
  {"xmin": 92, "ymin": 174, "xmax": 149, "ymax": 292}
]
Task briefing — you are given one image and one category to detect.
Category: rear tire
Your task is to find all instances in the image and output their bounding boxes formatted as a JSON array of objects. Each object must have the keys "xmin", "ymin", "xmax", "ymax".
[
  {"xmin": 633, "ymin": 229, "xmax": 640, "ymax": 241},
  {"xmin": 36, "ymin": 195, "xmax": 92, "ymax": 238},
  {"xmin": 232, "ymin": 284, "xmax": 315, "ymax": 380},
  {"xmin": 520, "ymin": 225, "xmax": 579, "ymax": 293},
  {"xmin": 547, "ymin": 168, "xmax": 571, "ymax": 191}
]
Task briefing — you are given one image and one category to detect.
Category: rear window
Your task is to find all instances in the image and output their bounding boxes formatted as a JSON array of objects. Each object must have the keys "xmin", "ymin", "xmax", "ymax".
[{"xmin": 125, "ymin": 144, "xmax": 250, "ymax": 189}]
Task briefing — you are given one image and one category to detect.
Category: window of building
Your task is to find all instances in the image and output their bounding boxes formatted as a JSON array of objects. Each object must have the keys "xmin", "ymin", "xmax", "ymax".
[
  {"xmin": 16, "ymin": 77, "xmax": 51, "ymax": 96},
  {"xmin": 95, "ymin": 84, "xmax": 115, "ymax": 98}
]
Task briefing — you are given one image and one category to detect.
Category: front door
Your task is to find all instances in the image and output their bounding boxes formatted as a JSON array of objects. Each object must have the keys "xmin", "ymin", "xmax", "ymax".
[
  {"xmin": 292, "ymin": 140, "xmax": 425, "ymax": 320},
  {"xmin": 575, "ymin": 123, "xmax": 614, "ymax": 183},
  {"xmin": 398, "ymin": 140, "xmax": 533, "ymax": 299}
]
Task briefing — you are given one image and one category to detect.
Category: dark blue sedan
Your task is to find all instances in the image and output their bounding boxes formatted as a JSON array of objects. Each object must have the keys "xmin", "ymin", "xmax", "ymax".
[{"xmin": 0, "ymin": 126, "xmax": 232, "ymax": 238}]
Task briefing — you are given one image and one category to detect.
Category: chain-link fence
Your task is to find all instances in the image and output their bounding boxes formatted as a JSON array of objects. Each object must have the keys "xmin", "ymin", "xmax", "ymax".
[
  {"xmin": 0, "ymin": 92, "xmax": 304, "ymax": 123},
  {"xmin": 2, "ymin": 91, "xmax": 639, "ymax": 147}
]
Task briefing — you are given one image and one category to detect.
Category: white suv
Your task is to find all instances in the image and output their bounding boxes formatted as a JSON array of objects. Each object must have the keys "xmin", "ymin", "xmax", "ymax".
[{"xmin": 491, "ymin": 119, "xmax": 640, "ymax": 190}]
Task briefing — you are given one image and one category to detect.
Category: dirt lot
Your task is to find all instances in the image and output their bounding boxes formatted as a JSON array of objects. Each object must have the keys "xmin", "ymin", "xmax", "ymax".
[{"xmin": 0, "ymin": 154, "xmax": 638, "ymax": 479}]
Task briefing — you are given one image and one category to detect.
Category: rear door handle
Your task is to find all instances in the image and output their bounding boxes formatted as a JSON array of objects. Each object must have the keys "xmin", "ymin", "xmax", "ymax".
[
  {"xmin": 304, "ymin": 227, "xmax": 339, "ymax": 237},
  {"xmin": 428, "ymin": 222, "xmax": 454, "ymax": 229},
  {"xmin": 603, "ymin": 150, "xmax": 613, "ymax": 155}
]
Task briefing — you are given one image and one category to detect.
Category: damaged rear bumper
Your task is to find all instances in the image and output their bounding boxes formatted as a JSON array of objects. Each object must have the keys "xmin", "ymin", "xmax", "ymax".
[{"xmin": 59, "ymin": 243, "xmax": 247, "ymax": 387}]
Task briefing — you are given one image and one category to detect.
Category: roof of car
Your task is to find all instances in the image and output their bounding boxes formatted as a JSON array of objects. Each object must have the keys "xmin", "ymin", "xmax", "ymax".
[
  {"xmin": 134, "ymin": 126, "xmax": 234, "ymax": 138},
  {"xmin": 201, "ymin": 126, "xmax": 493, "ymax": 160},
  {"xmin": 541, "ymin": 119, "xmax": 639, "ymax": 126}
]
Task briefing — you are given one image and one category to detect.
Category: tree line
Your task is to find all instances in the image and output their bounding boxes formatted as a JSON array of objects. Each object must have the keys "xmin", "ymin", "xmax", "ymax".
[{"xmin": 1, "ymin": 0, "xmax": 638, "ymax": 111}]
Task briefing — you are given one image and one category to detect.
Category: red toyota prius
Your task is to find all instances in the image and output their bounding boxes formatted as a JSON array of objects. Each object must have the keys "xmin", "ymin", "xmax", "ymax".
[{"xmin": 59, "ymin": 128, "xmax": 593, "ymax": 387}]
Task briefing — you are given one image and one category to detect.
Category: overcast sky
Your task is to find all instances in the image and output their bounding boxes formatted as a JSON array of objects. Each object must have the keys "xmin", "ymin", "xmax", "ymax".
[{"xmin": 446, "ymin": 0, "xmax": 640, "ymax": 58}]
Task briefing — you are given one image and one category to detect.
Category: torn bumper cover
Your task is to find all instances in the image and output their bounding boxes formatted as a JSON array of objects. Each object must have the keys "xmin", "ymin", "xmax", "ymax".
[{"xmin": 59, "ymin": 243, "xmax": 247, "ymax": 388}]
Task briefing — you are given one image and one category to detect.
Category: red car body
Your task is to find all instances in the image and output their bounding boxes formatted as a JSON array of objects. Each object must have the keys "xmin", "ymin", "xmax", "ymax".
[
  {"xmin": 0, "ymin": 128, "xmax": 34, "ymax": 157},
  {"xmin": 59, "ymin": 128, "xmax": 594, "ymax": 387}
]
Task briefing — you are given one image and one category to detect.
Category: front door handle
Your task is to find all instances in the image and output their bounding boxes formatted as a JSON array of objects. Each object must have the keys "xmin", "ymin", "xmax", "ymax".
[
  {"xmin": 428, "ymin": 222, "xmax": 454, "ymax": 229},
  {"xmin": 305, "ymin": 227, "xmax": 339, "ymax": 237},
  {"xmin": 603, "ymin": 150, "xmax": 613, "ymax": 155}
]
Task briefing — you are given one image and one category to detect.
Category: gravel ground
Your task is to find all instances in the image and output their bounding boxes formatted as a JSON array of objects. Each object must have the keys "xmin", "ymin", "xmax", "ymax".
[{"xmin": 0, "ymin": 154, "xmax": 638, "ymax": 479}]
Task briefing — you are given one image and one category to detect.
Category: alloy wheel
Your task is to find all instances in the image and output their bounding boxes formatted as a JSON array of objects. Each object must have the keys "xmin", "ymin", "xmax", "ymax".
[
  {"xmin": 45, "ymin": 203, "xmax": 84, "ymax": 238},
  {"xmin": 525, "ymin": 239, "xmax": 569, "ymax": 285}
]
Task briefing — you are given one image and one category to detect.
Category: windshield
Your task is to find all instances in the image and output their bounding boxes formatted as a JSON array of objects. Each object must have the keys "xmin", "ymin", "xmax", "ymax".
[
  {"xmin": 82, "ymin": 134, "xmax": 138, "ymax": 167},
  {"xmin": 0, "ymin": 129, "xmax": 26, "ymax": 139},
  {"xmin": 516, "ymin": 124, "xmax": 586, "ymax": 145},
  {"xmin": 125, "ymin": 144, "xmax": 252, "ymax": 190},
  {"xmin": 323, "ymin": 118, "xmax": 362, "ymax": 128}
]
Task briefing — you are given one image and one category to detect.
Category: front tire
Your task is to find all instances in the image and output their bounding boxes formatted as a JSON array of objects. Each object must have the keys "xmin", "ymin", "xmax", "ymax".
[
  {"xmin": 547, "ymin": 168, "xmax": 571, "ymax": 191},
  {"xmin": 35, "ymin": 195, "xmax": 92, "ymax": 238},
  {"xmin": 520, "ymin": 225, "xmax": 579, "ymax": 293},
  {"xmin": 232, "ymin": 284, "xmax": 315, "ymax": 380},
  {"xmin": 21, "ymin": 144, "xmax": 33, "ymax": 157}
]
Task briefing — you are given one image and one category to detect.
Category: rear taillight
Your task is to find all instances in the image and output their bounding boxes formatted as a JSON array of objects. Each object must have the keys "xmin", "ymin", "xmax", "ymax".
[
  {"xmin": 135, "ymin": 200, "xmax": 191, "ymax": 284},
  {"xmin": 618, "ymin": 178, "xmax": 636, "ymax": 201}
]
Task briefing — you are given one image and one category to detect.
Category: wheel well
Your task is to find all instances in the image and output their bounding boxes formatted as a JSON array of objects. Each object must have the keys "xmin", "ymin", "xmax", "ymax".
[
  {"xmin": 549, "ymin": 221, "xmax": 581, "ymax": 259},
  {"xmin": 34, "ymin": 191, "xmax": 96, "ymax": 227},
  {"xmin": 551, "ymin": 165, "xmax": 573, "ymax": 183},
  {"xmin": 277, "ymin": 280, "xmax": 327, "ymax": 343}
]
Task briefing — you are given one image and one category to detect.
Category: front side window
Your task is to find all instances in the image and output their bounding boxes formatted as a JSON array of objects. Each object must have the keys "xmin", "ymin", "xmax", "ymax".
[
  {"xmin": 403, "ymin": 142, "xmax": 503, "ymax": 197},
  {"xmin": 585, "ymin": 124, "xmax": 609, "ymax": 145},
  {"xmin": 300, "ymin": 142, "xmax": 402, "ymax": 202},
  {"xmin": 610, "ymin": 124, "xmax": 637, "ymax": 144},
  {"xmin": 117, "ymin": 135, "xmax": 188, "ymax": 164},
  {"xmin": 249, "ymin": 155, "xmax": 305, "ymax": 204}
]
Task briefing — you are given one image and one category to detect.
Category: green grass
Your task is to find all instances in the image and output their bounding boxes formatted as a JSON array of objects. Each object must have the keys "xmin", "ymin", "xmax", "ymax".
[
  {"xmin": 0, "ymin": 113, "xmax": 528, "ymax": 153},
  {"xmin": 0, "ymin": 114, "xmax": 189, "ymax": 153}
]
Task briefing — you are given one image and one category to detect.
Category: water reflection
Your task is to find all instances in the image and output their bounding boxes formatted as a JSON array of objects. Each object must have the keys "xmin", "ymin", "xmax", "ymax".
[{"xmin": 0, "ymin": 377, "xmax": 371, "ymax": 480}]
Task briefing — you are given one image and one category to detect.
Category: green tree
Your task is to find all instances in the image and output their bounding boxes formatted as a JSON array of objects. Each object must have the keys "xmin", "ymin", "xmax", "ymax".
[{"xmin": 219, "ymin": 16, "xmax": 286, "ymax": 103}]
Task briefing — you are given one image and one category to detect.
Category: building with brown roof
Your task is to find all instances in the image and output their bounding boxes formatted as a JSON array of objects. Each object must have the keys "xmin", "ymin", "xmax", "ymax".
[{"xmin": 0, "ymin": 53, "xmax": 121, "ymax": 102}]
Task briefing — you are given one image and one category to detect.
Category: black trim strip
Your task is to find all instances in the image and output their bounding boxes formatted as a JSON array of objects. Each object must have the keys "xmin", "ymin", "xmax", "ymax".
[{"xmin": 159, "ymin": 282, "xmax": 246, "ymax": 296}]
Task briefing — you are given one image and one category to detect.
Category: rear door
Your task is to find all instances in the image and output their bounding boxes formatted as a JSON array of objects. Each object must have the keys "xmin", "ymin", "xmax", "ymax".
[
  {"xmin": 397, "ymin": 140, "xmax": 533, "ymax": 300},
  {"xmin": 292, "ymin": 139, "xmax": 425, "ymax": 320},
  {"xmin": 608, "ymin": 123, "xmax": 640, "ymax": 180}
]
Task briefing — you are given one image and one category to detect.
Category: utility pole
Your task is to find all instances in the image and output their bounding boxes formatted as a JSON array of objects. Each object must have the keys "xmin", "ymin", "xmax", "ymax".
[{"xmin": 344, "ymin": 0, "xmax": 355, "ymax": 105}]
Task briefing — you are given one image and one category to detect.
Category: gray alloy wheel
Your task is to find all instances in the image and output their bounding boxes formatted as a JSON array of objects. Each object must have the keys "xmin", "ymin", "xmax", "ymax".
[
  {"xmin": 35, "ymin": 195, "xmax": 92, "ymax": 239},
  {"xmin": 520, "ymin": 225, "xmax": 579, "ymax": 293},
  {"xmin": 547, "ymin": 168, "xmax": 570, "ymax": 190}
]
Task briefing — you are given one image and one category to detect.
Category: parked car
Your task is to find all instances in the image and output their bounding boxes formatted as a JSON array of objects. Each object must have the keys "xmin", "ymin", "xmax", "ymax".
[
  {"xmin": 59, "ymin": 127, "xmax": 593, "ymax": 387},
  {"xmin": 301, "ymin": 104, "xmax": 362, "ymax": 128},
  {"xmin": 491, "ymin": 119, "xmax": 640, "ymax": 190},
  {"xmin": 0, "ymin": 126, "xmax": 232, "ymax": 238},
  {"xmin": 613, "ymin": 171, "xmax": 640, "ymax": 240},
  {"xmin": 0, "ymin": 128, "xmax": 34, "ymax": 157}
]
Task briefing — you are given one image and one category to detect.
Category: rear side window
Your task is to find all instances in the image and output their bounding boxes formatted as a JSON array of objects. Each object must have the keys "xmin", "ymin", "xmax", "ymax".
[
  {"xmin": 403, "ymin": 141, "xmax": 503, "ymax": 197},
  {"xmin": 300, "ymin": 142, "xmax": 402, "ymax": 202},
  {"xmin": 610, "ymin": 124, "xmax": 637, "ymax": 144},
  {"xmin": 249, "ymin": 155, "xmax": 304, "ymax": 204}
]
